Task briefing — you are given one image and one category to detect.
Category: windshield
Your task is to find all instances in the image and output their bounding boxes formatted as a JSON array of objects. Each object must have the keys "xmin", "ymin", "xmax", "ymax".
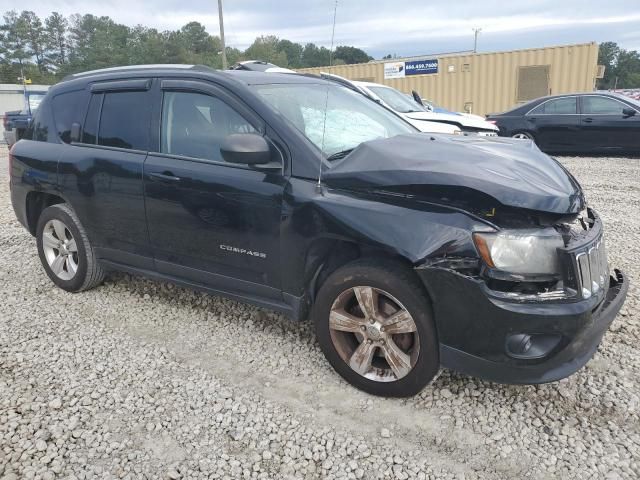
[
  {"xmin": 253, "ymin": 83, "xmax": 416, "ymax": 157},
  {"xmin": 368, "ymin": 86, "xmax": 425, "ymax": 113},
  {"xmin": 27, "ymin": 93, "xmax": 46, "ymax": 112}
]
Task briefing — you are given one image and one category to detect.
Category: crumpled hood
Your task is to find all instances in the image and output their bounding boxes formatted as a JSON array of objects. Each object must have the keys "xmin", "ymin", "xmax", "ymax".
[{"xmin": 323, "ymin": 134, "xmax": 585, "ymax": 214}]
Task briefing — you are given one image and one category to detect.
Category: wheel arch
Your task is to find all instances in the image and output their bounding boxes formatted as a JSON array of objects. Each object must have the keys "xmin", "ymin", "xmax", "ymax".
[
  {"xmin": 25, "ymin": 191, "xmax": 66, "ymax": 236},
  {"xmin": 304, "ymin": 237, "xmax": 433, "ymax": 317}
]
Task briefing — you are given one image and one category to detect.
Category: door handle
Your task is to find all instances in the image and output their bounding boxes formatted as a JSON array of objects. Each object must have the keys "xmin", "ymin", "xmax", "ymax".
[
  {"xmin": 583, "ymin": 117, "xmax": 593, "ymax": 123},
  {"xmin": 149, "ymin": 171, "xmax": 181, "ymax": 182}
]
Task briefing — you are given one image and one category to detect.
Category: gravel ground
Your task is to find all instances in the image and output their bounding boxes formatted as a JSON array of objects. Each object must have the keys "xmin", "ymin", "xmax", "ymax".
[{"xmin": 0, "ymin": 151, "xmax": 638, "ymax": 480}]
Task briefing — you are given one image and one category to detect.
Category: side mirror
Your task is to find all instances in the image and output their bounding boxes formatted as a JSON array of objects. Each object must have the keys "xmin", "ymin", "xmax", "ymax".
[
  {"xmin": 70, "ymin": 122, "xmax": 81, "ymax": 143},
  {"xmin": 411, "ymin": 90, "xmax": 424, "ymax": 106},
  {"xmin": 622, "ymin": 107, "xmax": 636, "ymax": 117},
  {"xmin": 220, "ymin": 133, "xmax": 272, "ymax": 165}
]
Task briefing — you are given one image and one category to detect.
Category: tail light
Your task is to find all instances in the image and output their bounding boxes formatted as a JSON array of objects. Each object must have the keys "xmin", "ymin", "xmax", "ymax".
[{"xmin": 486, "ymin": 119, "xmax": 497, "ymax": 125}]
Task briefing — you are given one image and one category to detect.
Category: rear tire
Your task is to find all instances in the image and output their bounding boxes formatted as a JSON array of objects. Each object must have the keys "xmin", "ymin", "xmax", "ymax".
[
  {"xmin": 36, "ymin": 203, "xmax": 105, "ymax": 292},
  {"xmin": 313, "ymin": 259, "xmax": 439, "ymax": 397},
  {"xmin": 512, "ymin": 131, "xmax": 535, "ymax": 141}
]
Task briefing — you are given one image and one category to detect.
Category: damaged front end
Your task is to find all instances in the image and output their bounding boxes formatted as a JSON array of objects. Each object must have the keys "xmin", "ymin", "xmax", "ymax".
[
  {"xmin": 316, "ymin": 132, "xmax": 627, "ymax": 383},
  {"xmin": 411, "ymin": 205, "xmax": 627, "ymax": 384}
]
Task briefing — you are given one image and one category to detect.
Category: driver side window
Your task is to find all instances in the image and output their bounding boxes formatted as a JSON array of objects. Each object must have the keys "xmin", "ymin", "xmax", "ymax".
[{"xmin": 161, "ymin": 91, "xmax": 256, "ymax": 162}]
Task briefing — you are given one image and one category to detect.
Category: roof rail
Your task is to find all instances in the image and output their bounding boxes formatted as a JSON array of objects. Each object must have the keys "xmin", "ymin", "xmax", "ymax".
[
  {"xmin": 61, "ymin": 64, "xmax": 202, "ymax": 82},
  {"xmin": 319, "ymin": 72, "xmax": 375, "ymax": 99}
]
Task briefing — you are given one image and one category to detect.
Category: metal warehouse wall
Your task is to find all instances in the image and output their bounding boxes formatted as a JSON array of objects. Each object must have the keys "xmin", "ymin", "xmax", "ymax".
[{"xmin": 297, "ymin": 43, "xmax": 599, "ymax": 116}]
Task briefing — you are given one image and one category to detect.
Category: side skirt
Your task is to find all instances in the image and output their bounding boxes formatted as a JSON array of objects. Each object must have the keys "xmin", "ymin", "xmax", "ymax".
[{"xmin": 99, "ymin": 259, "xmax": 307, "ymax": 320}]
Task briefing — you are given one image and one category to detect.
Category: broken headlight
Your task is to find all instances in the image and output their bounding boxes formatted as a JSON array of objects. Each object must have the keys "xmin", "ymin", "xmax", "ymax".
[{"xmin": 473, "ymin": 228, "xmax": 564, "ymax": 276}]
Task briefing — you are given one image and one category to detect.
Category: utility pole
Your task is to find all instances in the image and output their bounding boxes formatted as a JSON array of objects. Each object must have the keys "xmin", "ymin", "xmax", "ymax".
[
  {"xmin": 217, "ymin": 0, "xmax": 228, "ymax": 69},
  {"xmin": 473, "ymin": 27, "xmax": 482, "ymax": 53}
]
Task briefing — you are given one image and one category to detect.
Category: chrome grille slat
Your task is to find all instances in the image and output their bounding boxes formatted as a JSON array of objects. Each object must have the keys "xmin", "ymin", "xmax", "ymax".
[{"xmin": 574, "ymin": 236, "xmax": 608, "ymax": 299}]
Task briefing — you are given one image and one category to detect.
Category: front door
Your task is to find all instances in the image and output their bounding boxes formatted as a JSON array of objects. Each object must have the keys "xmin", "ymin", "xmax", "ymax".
[
  {"xmin": 143, "ymin": 80, "xmax": 286, "ymax": 300},
  {"xmin": 579, "ymin": 95, "xmax": 640, "ymax": 151}
]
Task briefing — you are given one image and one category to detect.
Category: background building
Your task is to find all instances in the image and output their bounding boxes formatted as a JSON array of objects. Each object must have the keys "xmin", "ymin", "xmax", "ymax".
[{"xmin": 297, "ymin": 42, "xmax": 600, "ymax": 116}]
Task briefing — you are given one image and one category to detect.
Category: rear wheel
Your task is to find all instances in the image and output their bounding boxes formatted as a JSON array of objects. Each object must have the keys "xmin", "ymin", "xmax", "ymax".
[
  {"xmin": 36, "ymin": 203, "xmax": 105, "ymax": 292},
  {"xmin": 313, "ymin": 259, "xmax": 439, "ymax": 397},
  {"xmin": 512, "ymin": 131, "xmax": 535, "ymax": 141}
]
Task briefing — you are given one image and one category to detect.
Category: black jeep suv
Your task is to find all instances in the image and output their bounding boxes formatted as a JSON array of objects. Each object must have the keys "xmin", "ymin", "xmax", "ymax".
[{"xmin": 9, "ymin": 65, "xmax": 627, "ymax": 397}]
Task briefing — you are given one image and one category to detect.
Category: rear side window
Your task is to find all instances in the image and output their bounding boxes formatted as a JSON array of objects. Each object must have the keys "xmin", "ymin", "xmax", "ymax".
[
  {"xmin": 97, "ymin": 91, "xmax": 150, "ymax": 151},
  {"xmin": 52, "ymin": 90, "xmax": 87, "ymax": 143},
  {"xmin": 529, "ymin": 97, "xmax": 577, "ymax": 115}
]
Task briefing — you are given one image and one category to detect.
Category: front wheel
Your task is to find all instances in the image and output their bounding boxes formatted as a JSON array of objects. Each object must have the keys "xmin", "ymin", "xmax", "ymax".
[
  {"xmin": 36, "ymin": 203, "xmax": 105, "ymax": 292},
  {"xmin": 313, "ymin": 259, "xmax": 439, "ymax": 397}
]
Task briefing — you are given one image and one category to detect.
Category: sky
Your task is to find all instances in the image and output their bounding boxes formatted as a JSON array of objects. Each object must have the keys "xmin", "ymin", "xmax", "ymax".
[{"xmin": 19, "ymin": 0, "xmax": 640, "ymax": 58}]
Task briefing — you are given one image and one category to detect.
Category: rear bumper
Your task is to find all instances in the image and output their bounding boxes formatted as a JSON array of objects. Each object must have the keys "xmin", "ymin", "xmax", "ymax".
[{"xmin": 418, "ymin": 267, "xmax": 628, "ymax": 384}]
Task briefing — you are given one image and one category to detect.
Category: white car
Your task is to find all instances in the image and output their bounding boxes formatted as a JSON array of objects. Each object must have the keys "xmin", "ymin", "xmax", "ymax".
[
  {"xmin": 351, "ymin": 80, "xmax": 499, "ymax": 136},
  {"xmin": 320, "ymin": 73, "xmax": 461, "ymax": 135}
]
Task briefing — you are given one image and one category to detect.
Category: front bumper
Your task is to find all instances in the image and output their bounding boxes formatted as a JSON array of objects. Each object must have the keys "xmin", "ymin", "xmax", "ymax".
[
  {"xmin": 466, "ymin": 130, "xmax": 498, "ymax": 137},
  {"xmin": 417, "ymin": 267, "xmax": 628, "ymax": 384}
]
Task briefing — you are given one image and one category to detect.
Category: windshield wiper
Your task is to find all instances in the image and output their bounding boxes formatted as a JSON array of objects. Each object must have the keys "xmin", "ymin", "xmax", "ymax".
[{"xmin": 326, "ymin": 148, "xmax": 355, "ymax": 161}]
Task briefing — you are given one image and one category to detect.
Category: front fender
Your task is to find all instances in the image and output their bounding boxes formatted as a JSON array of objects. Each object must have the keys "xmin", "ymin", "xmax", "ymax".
[{"xmin": 281, "ymin": 178, "xmax": 488, "ymax": 296}]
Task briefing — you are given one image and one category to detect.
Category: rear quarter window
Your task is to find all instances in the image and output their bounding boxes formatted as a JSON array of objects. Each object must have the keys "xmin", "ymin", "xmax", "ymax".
[
  {"xmin": 25, "ymin": 96, "xmax": 52, "ymax": 142},
  {"xmin": 52, "ymin": 89, "xmax": 88, "ymax": 143}
]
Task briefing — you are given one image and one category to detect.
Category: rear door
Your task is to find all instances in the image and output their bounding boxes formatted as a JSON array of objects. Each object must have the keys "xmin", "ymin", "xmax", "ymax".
[
  {"xmin": 143, "ymin": 79, "xmax": 286, "ymax": 299},
  {"xmin": 58, "ymin": 79, "xmax": 154, "ymax": 269},
  {"xmin": 579, "ymin": 95, "xmax": 640, "ymax": 151},
  {"xmin": 525, "ymin": 96, "xmax": 580, "ymax": 151}
]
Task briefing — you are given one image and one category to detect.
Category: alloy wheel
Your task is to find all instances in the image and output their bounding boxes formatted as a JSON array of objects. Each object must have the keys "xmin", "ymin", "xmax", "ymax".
[
  {"xmin": 329, "ymin": 286, "xmax": 420, "ymax": 382},
  {"xmin": 42, "ymin": 219, "xmax": 79, "ymax": 281},
  {"xmin": 512, "ymin": 132, "xmax": 533, "ymax": 140}
]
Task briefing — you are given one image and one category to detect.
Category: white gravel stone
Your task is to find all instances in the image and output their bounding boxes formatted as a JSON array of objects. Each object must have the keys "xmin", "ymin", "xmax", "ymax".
[{"xmin": 0, "ymin": 153, "xmax": 638, "ymax": 480}]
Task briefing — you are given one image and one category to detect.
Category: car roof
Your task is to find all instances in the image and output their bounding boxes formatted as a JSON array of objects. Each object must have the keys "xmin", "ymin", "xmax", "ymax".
[{"xmin": 59, "ymin": 64, "xmax": 328, "ymax": 89}]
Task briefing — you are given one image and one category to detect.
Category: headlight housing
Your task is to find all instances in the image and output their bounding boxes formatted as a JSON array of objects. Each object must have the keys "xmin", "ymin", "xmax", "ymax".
[{"xmin": 473, "ymin": 228, "xmax": 565, "ymax": 276}]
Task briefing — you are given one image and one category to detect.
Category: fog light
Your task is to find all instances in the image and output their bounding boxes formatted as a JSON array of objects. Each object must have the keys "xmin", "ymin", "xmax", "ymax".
[{"xmin": 505, "ymin": 333, "xmax": 561, "ymax": 360}]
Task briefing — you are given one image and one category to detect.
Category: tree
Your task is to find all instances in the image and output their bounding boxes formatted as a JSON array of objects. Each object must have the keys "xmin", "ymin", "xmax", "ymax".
[
  {"xmin": 615, "ymin": 49, "xmax": 640, "ymax": 89},
  {"xmin": 245, "ymin": 35, "xmax": 288, "ymax": 66},
  {"xmin": 333, "ymin": 45, "xmax": 372, "ymax": 65},
  {"xmin": 301, "ymin": 43, "xmax": 331, "ymax": 68},
  {"xmin": 45, "ymin": 12, "xmax": 68, "ymax": 68},
  {"xmin": 20, "ymin": 11, "xmax": 46, "ymax": 72},
  {"xmin": 1, "ymin": 11, "xmax": 30, "ymax": 68},
  {"xmin": 597, "ymin": 41, "xmax": 640, "ymax": 89},
  {"xmin": 598, "ymin": 41, "xmax": 620, "ymax": 89},
  {"xmin": 0, "ymin": 9, "xmax": 375, "ymax": 83},
  {"xmin": 277, "ymin": 39, "xmax": 303, "ymax": 67}
]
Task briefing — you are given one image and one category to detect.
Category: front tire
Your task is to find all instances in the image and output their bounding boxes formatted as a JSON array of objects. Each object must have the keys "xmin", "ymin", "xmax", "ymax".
[
  {"xmin": 313, "ymin": 259, "xmax": 439, "ymax": 397},
  {"xmin": 36, "ymin": 203, "xmax": 105, "ymax": 292}
]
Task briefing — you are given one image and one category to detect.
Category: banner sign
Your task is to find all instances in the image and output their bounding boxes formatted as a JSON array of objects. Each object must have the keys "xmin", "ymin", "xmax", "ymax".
[
  {"xmin": 383, "ymin": 62, "xmax": 405, "ymax": 79},
  {"xmin": 405, "ymin": 59, "xmax": 438, "ymax": 76},
  {"xmin": 384, "ymin": 59, "xmax": 438, "ymax": 79}
]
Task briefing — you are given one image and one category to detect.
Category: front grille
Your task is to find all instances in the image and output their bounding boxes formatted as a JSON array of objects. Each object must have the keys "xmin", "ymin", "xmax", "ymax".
[
  {"xmin": 559, "ymin": 208, "xmax": 609, "ymax": 301},
  {"xmin": 574, "ymin": 238, "xmax": 608, "ymax": 299}
]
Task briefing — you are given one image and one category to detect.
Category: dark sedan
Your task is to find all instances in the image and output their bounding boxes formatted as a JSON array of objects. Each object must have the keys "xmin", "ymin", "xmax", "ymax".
[{"xmin": 487, "ymin": 93, "xmax": 640, "ymax": 154}]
